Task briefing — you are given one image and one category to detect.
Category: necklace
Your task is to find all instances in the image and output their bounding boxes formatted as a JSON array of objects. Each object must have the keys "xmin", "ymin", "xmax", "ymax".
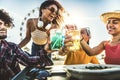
[{"xmin": 37, "ymin": 19, "xmax": 43, "ymax": 28}]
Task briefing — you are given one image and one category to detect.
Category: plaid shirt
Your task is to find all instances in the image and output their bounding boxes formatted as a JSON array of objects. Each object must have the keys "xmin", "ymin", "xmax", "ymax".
[{"xmin": 0, "ymin": 40, "xmax": 40, "ymax": 80}]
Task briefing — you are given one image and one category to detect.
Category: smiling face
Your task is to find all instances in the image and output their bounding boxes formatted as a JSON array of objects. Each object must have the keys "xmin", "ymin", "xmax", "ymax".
[
  {"xmin": 41, "ymin": 4, "xmax": 58, "ymax": 23},
  {"xmin": 106, "ymin": 18, "xmax": 120, "ymax": 36},
  {"xmin": 0, "ymin": 20, "xmax": 7, "ymax": 40}
]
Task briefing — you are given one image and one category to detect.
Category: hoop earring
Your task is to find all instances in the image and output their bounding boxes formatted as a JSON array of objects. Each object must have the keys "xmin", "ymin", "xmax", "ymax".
[
  {"xmin": 37, "ymin": 17, "xmax": 51, "ymax": 30},
  {"xmin": 37, "ymin": 18, "xmax": 43, "ymax": 28},
  {"xmin": 45, "ymin": 23, "xmax": 51, "ymax": 30}
]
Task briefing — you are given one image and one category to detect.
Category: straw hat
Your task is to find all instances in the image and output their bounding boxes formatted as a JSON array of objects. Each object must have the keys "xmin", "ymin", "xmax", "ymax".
[{"xmin": 100, "ymin": 10, "xmax": 120, "ymax": 23}]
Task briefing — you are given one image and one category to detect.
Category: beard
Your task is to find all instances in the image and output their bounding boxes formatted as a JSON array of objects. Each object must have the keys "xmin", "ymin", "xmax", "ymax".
[{"xmin": 0, "ymin": 35, "xmax": 7, "ymax": 39}]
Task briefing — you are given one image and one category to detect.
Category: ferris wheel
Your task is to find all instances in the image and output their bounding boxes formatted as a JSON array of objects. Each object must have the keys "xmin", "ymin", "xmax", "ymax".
[
  {"xmin": 19, "ymin": 7, "xmax": 39, "ymax": 41},
  {"xmin": 19, "ymin": 7, "xmax": 39, "ymax": 52}
]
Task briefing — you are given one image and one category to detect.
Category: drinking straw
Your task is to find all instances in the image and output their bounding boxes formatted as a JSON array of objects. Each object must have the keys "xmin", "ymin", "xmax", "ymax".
[{"xmin": 51, "ymin": 36, "xmax": 60, "ymax": 49}]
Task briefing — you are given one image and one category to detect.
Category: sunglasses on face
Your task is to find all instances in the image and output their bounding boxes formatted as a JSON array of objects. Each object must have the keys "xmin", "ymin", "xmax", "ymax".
[{"xmin": 46, "ymin": 7, "xmax": 58, "ymax": 15}]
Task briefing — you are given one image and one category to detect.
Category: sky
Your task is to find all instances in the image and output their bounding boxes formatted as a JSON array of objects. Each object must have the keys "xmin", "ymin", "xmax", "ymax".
[{"xmin": 0, "ymin": 0, "xmax": 120, "ymax": 48}]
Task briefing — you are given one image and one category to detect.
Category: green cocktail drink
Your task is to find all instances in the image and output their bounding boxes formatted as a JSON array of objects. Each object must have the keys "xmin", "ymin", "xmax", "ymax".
[{"xmin": 50, "ymin": 29, "xmax": 63, "ymax": 50}]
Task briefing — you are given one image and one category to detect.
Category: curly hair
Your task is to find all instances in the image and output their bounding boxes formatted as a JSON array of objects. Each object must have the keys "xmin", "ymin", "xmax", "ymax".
[
  {"xmin": 39, "ymin": 0, "xmax": 65, "ymax": 28},
  {"xmin": 0, "ymin": 9, "xmax": 14, "ymax": 28}
]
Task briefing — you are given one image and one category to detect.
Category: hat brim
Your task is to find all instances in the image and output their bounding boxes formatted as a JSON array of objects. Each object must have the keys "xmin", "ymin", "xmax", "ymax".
[{"xmin": 100, "ymin": 12, "xmax": 120, "ymax": 23}]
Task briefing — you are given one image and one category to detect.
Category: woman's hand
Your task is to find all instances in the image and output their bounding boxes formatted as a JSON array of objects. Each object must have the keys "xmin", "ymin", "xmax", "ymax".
[
  {"xmin": 62, "ymin": 34, "xmax": 74, "ymax": 51},
  {"xmin": 58, "ymin": 34, "xmax": 73, "ymax": 55},
  {"xmin": 45, "ymin": 33, "xmax": 74, "ymax": 54},
  {"xmin": 44, "ymin": 39, "xmax": 57, "ymax": 54}
]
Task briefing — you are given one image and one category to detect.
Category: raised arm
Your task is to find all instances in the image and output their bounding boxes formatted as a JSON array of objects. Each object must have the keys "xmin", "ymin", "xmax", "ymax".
[{"xmin": 80, "ymin": 39, "xmax": 105, "ymax": 56}]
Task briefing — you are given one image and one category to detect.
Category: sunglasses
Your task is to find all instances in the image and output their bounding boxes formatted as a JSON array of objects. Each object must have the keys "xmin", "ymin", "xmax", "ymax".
[{"xmin": 46, "ymin": 7, "xmax": 58, "ymax": 15}]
